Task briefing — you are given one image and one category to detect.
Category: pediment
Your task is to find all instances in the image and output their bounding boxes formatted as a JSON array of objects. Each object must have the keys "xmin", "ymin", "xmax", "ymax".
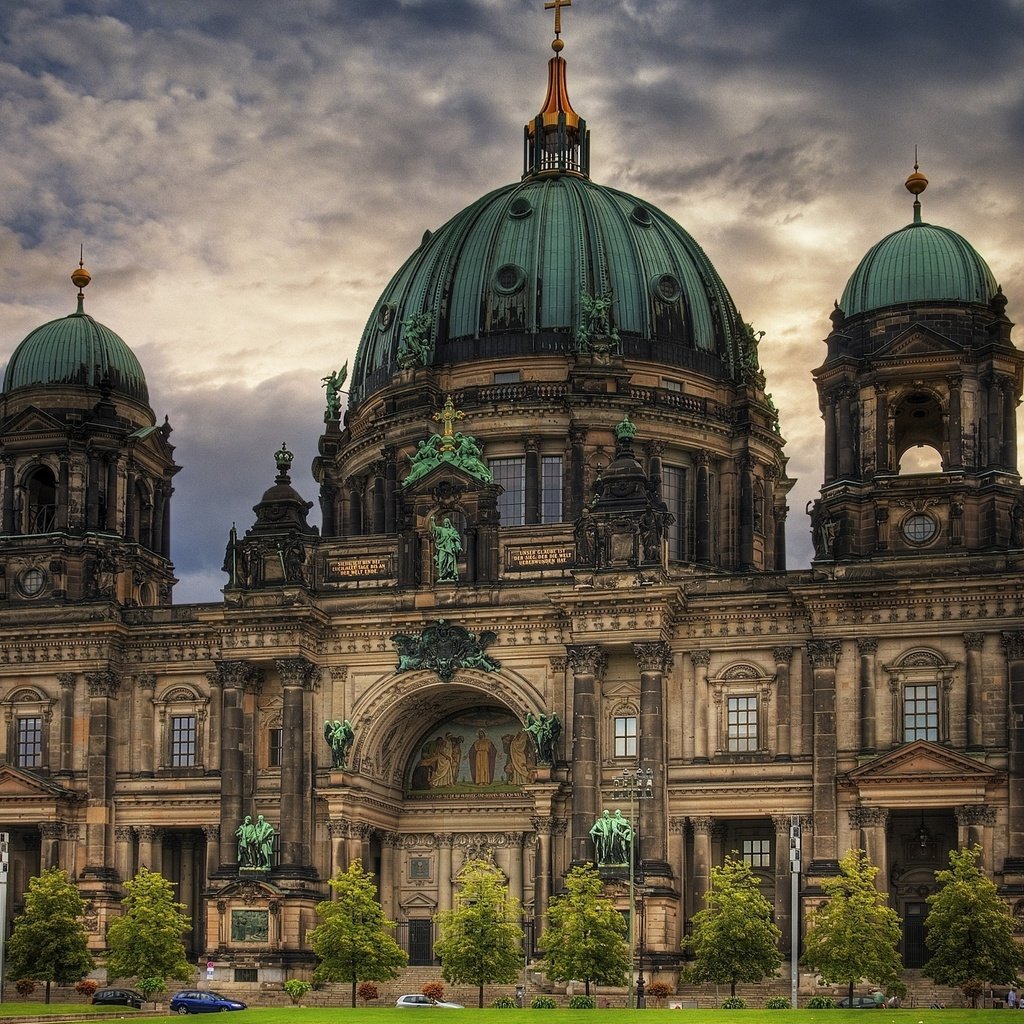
[
  {"xmin": 0, "ymin": 405, "xmax": 65, "ymax": 435},
  {"xmin": 211, "ymin": 878, "xmax": 283, "ymax": 899},
  {"xmin": 400, "ymin": 892, "xmax": 438, "ymax": 911},
  {"xmin": 872, "ymin": 324, "xmax": 964, "ymax": 360},
  {"xmin": 0, "ymin": 763, "xmax": 75, "ymax": 800},
  {"xmin": 400, "ymin": 461, "xmax": 484, "ymax": 496},
  {"xmin": 843, "ymin": 740, "xmax": 1000, "ymax": 792}
]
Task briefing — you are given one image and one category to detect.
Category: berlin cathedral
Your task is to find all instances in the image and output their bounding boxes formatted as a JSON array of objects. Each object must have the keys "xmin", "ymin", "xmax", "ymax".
[{"xmin": 0, "ymin": 3, "xmax": 1022, "ymax": 997}]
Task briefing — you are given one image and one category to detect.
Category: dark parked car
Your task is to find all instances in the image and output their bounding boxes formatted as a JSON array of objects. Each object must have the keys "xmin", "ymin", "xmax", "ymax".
[
  {"xmin": 92, "ymin": 988, "xmax": 145, "ymax": 1009},
  {"xmin": 169, "ymin": 990, "xmax": 247, "ymax": 1014},
  {"xmin": 837, "ymin": 994, "xmax": 883, "ymax": 1008}
]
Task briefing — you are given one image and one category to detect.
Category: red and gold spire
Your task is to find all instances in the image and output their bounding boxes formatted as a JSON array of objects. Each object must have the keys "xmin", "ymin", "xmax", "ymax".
[{"xmin": 524, "ymin": 0, "xmax": 590, "ymax": 178}]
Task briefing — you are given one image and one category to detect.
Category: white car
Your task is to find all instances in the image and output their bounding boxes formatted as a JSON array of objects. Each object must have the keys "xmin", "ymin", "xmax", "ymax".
[{"xmin": 395, "ymin": 994, "xmax": 464, "ymax": 1008}]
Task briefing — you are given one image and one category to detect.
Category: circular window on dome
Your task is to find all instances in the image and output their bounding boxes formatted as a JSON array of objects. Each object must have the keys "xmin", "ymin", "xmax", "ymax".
[
  {"xmin": 377, "ymin": 304, "xmax": 395, "ymax": 331},
  {"xmin": 651, "ymin": 274, "xmax": 681, "ymax": 303},
  {"xmin": 493, "ymin": 263, "xmax": 526, "ymax": 296},
  {"xmin": 902, "ymin": 513, "xmax": 938, "ymax": 545},
  {"xmin": 508, "ymin": 197, "xmax": 533, "ymax": 219},
  {"xmin": 631, "ymin": 204, "xmax": 653, "ymax": 226},
  {"xmin": 18, "ymin": 567, "xmax": 46, "ymax": 598}
]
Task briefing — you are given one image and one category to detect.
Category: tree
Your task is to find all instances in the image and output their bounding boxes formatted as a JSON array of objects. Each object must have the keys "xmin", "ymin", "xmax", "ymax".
[
  {"xmin": 924, "ymin": 845, "xmax": 1024, "ymax": 1008},
  {"xmin": 5, "ymin": 867, "xmax": 94, "ymax": 1003},
  {"xmin": 801, "ymin": 848, "xmax": 902, "ymax": 1006},
  {"xmin": 105, "ymin": 867, "xmax": 192, "ymax": 1001},
  {"xmin": 308, "ymin": 860, "xmax": 407, "ymax": 1006},
  {"xmin": 536, "ymin": 864, "xmax": 629, "ymax": 996},
  {"xmin": 434, "ymin": 857, "xmax": 524, "ymax": 1008},
  {"xmin": 685, "ymin": 855, "xmax": 783, "ymax": 996}
]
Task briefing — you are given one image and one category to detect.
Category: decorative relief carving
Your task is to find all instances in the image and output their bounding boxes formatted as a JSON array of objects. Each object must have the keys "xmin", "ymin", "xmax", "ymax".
[
  {"xmin": 276, "ymin": 658, "xmax": 318, "ymax": 689},
  {"xmin": 689, "ymin": 650, "xmax": 711, "ymax": 668},
  {"xmin": 566, "ymin": 645, "xmax": 607, "ymax": 679},
  {"xmin": 633, "ymin": 641, "xmax": 671, "ymax": 674},
  {"xmin": 1002, "ymin": 632, "xmax": 1024, "ymax": 662},
  {"xmin": 956, "ymin": 804, "xmax": 995, "ymax": 827},
  {"xmin": 85, "ymin": 670, "xmax": 119, "ymax": 698},
  {"xmin": 963, "ymin": 633, "xmax": 984, "ymax": 651},
  {"xmin": 856, "ymin": 638, "xmax": 879, "ymax": 655},
  {"xmin": 772, "ymin": 647, "xmax": 793, "ymax": 665},
  {"xmin": 806, "ymin": 640, "xmax": 841, "ymax": 669}
]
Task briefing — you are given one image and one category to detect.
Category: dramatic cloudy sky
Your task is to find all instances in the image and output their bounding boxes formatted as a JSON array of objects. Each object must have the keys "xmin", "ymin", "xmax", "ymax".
[{"xmin": 2, "ymin": 0, "xmax": 1022, "ymax": 601}]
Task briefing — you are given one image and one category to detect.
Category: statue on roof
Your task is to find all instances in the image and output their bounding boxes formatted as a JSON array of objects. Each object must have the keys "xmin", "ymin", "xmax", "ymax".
[
  {"xmin": 323, "ymin": 719, "xmax": 355, "ymax": 770},
  {"xmin": 322, "ymin": 362, "xmax": 348, "ymax": 420},
  {"xmin": 398, "ymin": 311, "xmax": 435, "ymax": 369},
  {"xmin": 576, "ymin": 290, "xmax": 620, "ymax": 354}
]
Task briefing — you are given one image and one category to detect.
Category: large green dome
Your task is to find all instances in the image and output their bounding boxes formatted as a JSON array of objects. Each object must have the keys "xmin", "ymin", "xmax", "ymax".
[
  {"xmin": 840, "ymin": 218, "xmax": 998, "ymax": 318},
  {"xmin": 350, "ymin": 174, "xmax": 746, "ymax": 404},
  {"xmin": 3, "ymin": 306, "xmax": 149, "ymax": 405}
]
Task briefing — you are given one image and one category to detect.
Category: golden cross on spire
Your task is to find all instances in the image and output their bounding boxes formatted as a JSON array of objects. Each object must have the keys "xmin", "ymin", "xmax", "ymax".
[
  {"xmin": 545, "ymin": 0, "xmax": 572, "ymax": 38},
  {"xmin": 432, "ymin": 395, "xmax": 465, "ymax": 453}
]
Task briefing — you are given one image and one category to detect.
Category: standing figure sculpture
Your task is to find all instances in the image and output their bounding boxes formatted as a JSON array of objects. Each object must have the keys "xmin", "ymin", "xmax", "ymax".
[
  {"xmin": 253, "ymin": 815, "xmax": 276, "ymax": 871},
  {"xmin": 589, "ymin": 808, "xmax": 633, "ymax": 866},
  {"xmin": 235, "ymin": 815, "xmax": 256, "ymax": 868},
  {"xmin": 323, "ymin": 719, "xmax": 355, "ymax": 769},
  {"xmin": 321, "ymin": 361, "xmax": 348, "ymax": 419},
  {"xmin": 431, "ymin": 516, "xmax": 462, "ymax": 582},
  {"xmin": 524, "ymin": 711, "xmax": 561, "ymax": 765}
]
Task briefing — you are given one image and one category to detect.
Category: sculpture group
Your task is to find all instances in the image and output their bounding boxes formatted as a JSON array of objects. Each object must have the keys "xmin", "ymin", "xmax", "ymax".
[
  {"xmin": 589, "ymin": 808, "xmax": 634, "ymax": 866},
  {"xmin": 236, "ymin": 814, "xmax": 276, "ymax": 871}
]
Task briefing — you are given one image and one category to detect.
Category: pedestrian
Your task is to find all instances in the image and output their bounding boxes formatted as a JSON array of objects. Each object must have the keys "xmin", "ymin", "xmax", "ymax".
[{"xmin": 1010, "ymin": 988, "xmax": 1018, "ymax": 1010}]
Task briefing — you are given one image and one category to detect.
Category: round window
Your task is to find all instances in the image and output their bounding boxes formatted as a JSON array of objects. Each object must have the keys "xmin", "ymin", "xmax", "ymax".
[
  {"xmin": 19, "ymin": 567, "xmax": 45, "ymax": 597},
  {"xmin": 508, "ymin": 197, "xmax": 533, "ymax": 219},
  {"xmin": 651, "ymin": 274, "xmax": 681, "ymax": 303},
  {"xmin": 631, "ymin": 204, "xmax": 653, "ymax": 226},
  {"xmin": 493, "ymin": 263, "xmax": 526, "ymax": 295},
  {"xmin": 902, "ymin": 513, "xmax": 937, "ymax": 544},
  {"xmin": 377, "ymin": 304, "xmax": 395, "ymax": 331}
]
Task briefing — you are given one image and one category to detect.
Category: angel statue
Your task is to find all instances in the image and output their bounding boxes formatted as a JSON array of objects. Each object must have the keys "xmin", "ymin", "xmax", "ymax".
[
  {"xmin": 322, "ymin": 361, "xmax": 349, "ymax": 420},
  {"xmin": 323, "ymin": 718, "xmax": 355, "ymax": 769}
]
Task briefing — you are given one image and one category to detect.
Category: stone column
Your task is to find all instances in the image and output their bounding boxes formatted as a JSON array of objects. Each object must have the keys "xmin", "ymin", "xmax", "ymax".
[
  {"xmin": 985, "ymin": 373, "xmax": 1002, "ymax": 468},
  {"xmin": 946, "ymin": 376, "xmax": 963, "ymax": 469},
  {"xmin": 957, "ymin": 805, "xmax": 996, "ymax": 874},
  {"xmin": 328, "ymin": 822, "xmax": 347, "ymax": 875},
  {"xmin": 104, "ymin": 455, "xmax": 118, "ymax": 531},
  {"xmin": 57, "ymin": 454, "xmax": 70, "ymax": 530},
  {"xmin": 57, "ymin": 672, "xmax": 76, "ymax": 775},
  {"xmin": 82, "ymin": 670, "xmax": 119, "ymax": 878},
  {"xmin": 383, "ymin": 447, "xmax": 397, "ymax": 534},
  {"xmin": 738, "ymin": 455, "xmax": 755, "ymax": 570},
  {"xmin": 152, "ymin": 482, "xmax": 165, "ymax": 556},
  {"xmin": 114, "ymin": 825, "xmax": 134, "ymax": 882},
  {"xmin": 568, "ymin": 426, "xmax": 587, "ymax": 521},
  {"xmin": 160, "ymin": 482, "xmax": 172, "ymax": 559},
  {"xmin": 525, "ymin": 438, "xmax": 540, "ymax": 525},
  {"xmin": 669, "ymin": 817, "xmax": 687, "ymax": 940},
  {"xmin": 874, "ymin": 384, "xmax": 890, "ymax": 473},
  {"xmin": 534, "ymin": 818, "xmax": 557, "ymax": 936},
  {"xmin": 507, "ymin": 832, "xmax": 525, "ymax": 906},
  {"xmin": 86, "ymin": 449, "xmax": 101, "ymax": 529},
  {"xmin": 837, "ymin": 385, "xmax": 855, "ymax": 478},
  {"xmin": 634, "ymin": 641, "xmax": 671, "ymax": 871},
  {"xmin": 680, "ymin": 649, "xmax": 695, "ymax": 761},
  {"xmin": 807, "ymin": 640, "xmax": 842, "ymax": 865},
  {"xmin": 210, "ymin": 662, "xmax": 250, "ymax": 872},
  {"xmin": 1002, "ymin": 632, "xmax": 1024, "ymax": 858},
  {"xmin": 371, "ymin": 465, "xmax": 386, "ymax": 534},
  {"xmin": 690, "ymin": 650, "xmax": 710, "ymax": 762},
  {"xmin": 691, "ymin": 817, "xmax": 713, "ymax": 908},
  {"xmin": 1, "ymin": 457, "xmax": 15, "ymax": 534},
  {"xmin": 40, "ymin": 823, "xmax": 63, "ymax": 871},
  {"xmin": 773, "ymin": 647, "xmax": 793, "ymax": 760},
  {"xmin": 851, "ymin": 807, "xmax": 889, "ymax": 891},
  {"xmin": 1001, "ymin": 376, "xmax": 1017, "ymax": 469},
  {"xmin": 278, "ymin": 657, "xmax": 317, "ymax": 871},
  {"xmin": 347, "ymin": 476, "xmax": 363, "ymax": 535},
  {"xmin": 694, "ymin": 451, "xmax": 711, "ymax": 564},
  {"xmin": 823, "ymin": 391, "xmax": 838, "ymax": 482},
  {"xmin": 964, "ymin": 632, "xmax": 985, "ymax": 750},
  {"xmin": 202, "ymin": 826, "xmax": 220, "ymax": 886},
  {"xmin": 437, "ymin": 834, "xmax": 454, "ymax": 914},
  {"xmin": 772, "ymin": 814, "xmax": 793, "ymax": 952},
  {"xmin": 136, "ymin": 673, "xmax": 156, "ymax": 776},
  {"xmin": 857, "ymin": 638, "xmax": 878, "ymax": 754},
  {"xmin": 568, "ymin": 645, "xmax": 606, "ymax": 864},
  {"xmin": 137, "ymin": 826, "xmax": 160, "ymax": 873},
  {"xmin": 380, "ymin": 833, "xmax": 397, "ymax": 920}
]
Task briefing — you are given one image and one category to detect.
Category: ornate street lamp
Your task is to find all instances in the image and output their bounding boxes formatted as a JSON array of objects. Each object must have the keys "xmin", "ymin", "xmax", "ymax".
[{"xmin": 611, "ymin": 767, "xmax": 654, "ymax": 1009}]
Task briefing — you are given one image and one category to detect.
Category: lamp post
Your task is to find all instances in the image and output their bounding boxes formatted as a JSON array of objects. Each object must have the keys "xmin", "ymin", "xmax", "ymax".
[{"xmin": 611, "ymin": 767, "xmax": 653, "ymax": 1009}]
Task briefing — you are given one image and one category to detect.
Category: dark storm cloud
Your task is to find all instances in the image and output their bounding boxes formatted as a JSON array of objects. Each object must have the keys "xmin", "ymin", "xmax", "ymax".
[{"xmin": 1, "ymin": 0, "xmax": 1021, "ymax": 601}]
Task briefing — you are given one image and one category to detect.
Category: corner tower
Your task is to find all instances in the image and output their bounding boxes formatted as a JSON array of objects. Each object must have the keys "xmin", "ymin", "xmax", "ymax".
[
  {"xmin": 0, "ymin": 263, "xmax": 179, "ymax": 605},
  {"xmin": 810, "ymin": 165, "xmax": 1023, "ymax": 562}
]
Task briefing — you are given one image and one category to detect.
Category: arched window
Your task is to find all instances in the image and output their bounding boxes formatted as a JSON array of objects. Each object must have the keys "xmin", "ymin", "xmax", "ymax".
[
  {"xmin": 24, "ymin": 466, "xmax": 57, "ymax": 533},
  {"xmin": 893, "ymin": 390, "xmax": 945, "ymax": 473}
]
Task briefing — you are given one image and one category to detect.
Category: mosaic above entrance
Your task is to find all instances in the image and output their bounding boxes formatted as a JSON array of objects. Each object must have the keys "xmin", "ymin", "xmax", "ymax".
[{"xmin": 406, "ymin": 710, "xmax": 536, "ymax": 795}]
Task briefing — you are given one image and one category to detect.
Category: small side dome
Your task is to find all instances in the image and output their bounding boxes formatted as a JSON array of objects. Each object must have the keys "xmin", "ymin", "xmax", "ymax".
[
  {"xmin": 2, "ymin": 265, "xmax": 149, "ymax": 404},
  {"xmin": 840, "ymin": 168, "xmax": 997, "ymax": 318}
]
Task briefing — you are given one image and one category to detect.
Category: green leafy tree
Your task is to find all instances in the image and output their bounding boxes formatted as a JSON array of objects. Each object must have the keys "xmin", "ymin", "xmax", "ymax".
[
  {"xmin": 801, "ymin": 848, "xmax": 902, "ymax": 1006},
  {"xmin": 537, "ymin": 864, "xmax": 628, "ymax": 996},
  {"xmin": 685, "ymin": 855, "xmax": 783, "ymax": 996},
  {"xmin": 105, "ymin": 867, "xmax": 192, "ymax": 1000},
  {"xmin": 434, "ymin": 857, "xmax": 524, "ymax": 1007},
  {"xmin": 923, "ymin": 845, "xmax": 1024, "ymax": 1007},
  {"xmin": 308, "ymin": 860, "xmax": 407, "ymax": 1006},
  {"xmin": 5, "ymin": 867, "xmax": 94, "ymax": 1003}
]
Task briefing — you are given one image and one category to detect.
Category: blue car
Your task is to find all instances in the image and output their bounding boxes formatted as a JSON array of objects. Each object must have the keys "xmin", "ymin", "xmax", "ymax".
[{"xmin": 169, "ymin": 990, "xmax": 247, "ymax": 1014}]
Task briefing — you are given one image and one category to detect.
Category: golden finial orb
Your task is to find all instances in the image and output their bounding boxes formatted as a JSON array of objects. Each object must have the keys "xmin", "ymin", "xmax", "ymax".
[
  {"xmin": 71, "ymin": 264, "xmax": 91, "ymax": 291},
  {"xmin": 552, "ymin": 36, "xmax": 564, "ymax": 52},
  {"xmin": 905, "ymin": 163, "xmax": 928, "ymax": 197}
]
